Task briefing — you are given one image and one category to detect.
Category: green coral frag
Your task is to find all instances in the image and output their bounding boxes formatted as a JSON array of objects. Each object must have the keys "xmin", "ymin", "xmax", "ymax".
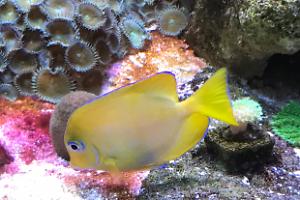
[
  {"xmin": 271, "ymin": 101, "xmax": 300, "ymax": 147},
  {"xmin": 233, "ymin": 97, "xmax": 263, "ymax": 124},
  {"xmin": 230, "ymin": 97, "xmax": 263, "ymax": 135}
]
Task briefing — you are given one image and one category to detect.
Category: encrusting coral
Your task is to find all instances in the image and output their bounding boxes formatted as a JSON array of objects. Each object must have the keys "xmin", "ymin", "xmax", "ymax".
[
  {"xmin": 32, "ymin": 67, "xmax": 76, "ymax": 103},
  {"xmin": 0, "ymin": 0, "xmax": 191, "ymax": 103},
  {"xmin": 121, "ymin": 16, "xmax": 151, "ymax": 49},
  {"xmin": 42, "ymin": 0, "xmax": 76, "ymax": 20},
  {"xmin": 0, "ymin": 24, "xmax": 22, "ymax": 52},
  {"xmin": 271, "ymin": 101, "xmax": 300, "ymax": 147},
  {"xmin": 49, "ymin": 91, "xmax": 96, "ymax": 160},
  {"xmin": 65, "ymin": 41, "xmax": 99, "ymax": 72},
  {"xmin": 107, "ymin": 31, "xmax": 122, "ymax": 54},
  {"xmin": 95, "ymin": 39, "xmax": 113, "ymax": 65},
  {"xmin": 0, "ymin": 1, "xmax": 20, "ymax": 24},
  {"xmin": 230, "ymin": 97, "xmax": 263, "ymax": 134},
  {"xmin": 25, "ymin": 5, "xmax": 48, "ymax": 31},
  {"xmin": 13, "ymin": 70, "xmax": 35, "ymax": 96},
  {"xmin": 158, "ymin": 8, "xmax": 188, "ymax": 36},
  {"xmin": 46, "ymin": 18, "xmax": 77, "ymax": 46},
  {"xmin": 75, "ymin": 69, "xmax": 104, "ymax": 95},
  {"xmin": 0, "ymin": 83, "xmax": 18, "ymax": 101},
  {"xmin": 22, "ymin": 29, "xmax": 47, "ymax": 53},
  {"xmin": 0, "ymin": 69, "xmax": 14, "ymax": 83},
  {"xmin": 0, "ymin": 52, "xmax": 7, "ymax": 72},
  {"xmin": 46, "ymin": 43, "xmax": 66, "ymax": 67},
  {"xmin": 77, "ymin": 2, "xmax": 107, "ymax": 31},
  {"xmin": 12, "ymin": 0, "xmax": 44, "ymax": 13},
  {"xmin": 8, "ymin": 48, "xmax": 38, "ymax": 74}
]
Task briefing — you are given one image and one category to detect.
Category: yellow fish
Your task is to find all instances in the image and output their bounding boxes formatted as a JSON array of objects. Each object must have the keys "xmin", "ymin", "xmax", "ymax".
[{"xmin": 64, "ymin": 68, "xmax": 238, "ymax": 172}]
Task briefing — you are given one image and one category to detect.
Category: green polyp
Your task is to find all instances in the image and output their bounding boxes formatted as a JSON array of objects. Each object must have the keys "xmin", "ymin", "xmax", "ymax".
[
  {"xmin": 271, "ymin": 101, "xmax": 300, "ymax": 147},
  {"xmin": 129, "ymin": 32, "xmax": 143, "ymax": 48}
]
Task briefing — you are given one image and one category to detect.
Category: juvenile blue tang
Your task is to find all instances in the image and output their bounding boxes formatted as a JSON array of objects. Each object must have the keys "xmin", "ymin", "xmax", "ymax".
[{"xmin": 64, "ymin": 68, "xmax": 238, "ymax": 172}]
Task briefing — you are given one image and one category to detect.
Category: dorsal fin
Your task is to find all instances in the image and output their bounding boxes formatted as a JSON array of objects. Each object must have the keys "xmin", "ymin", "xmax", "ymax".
[{"xmin": 102, "ymin": 72, "xmax": 178, "ymax": 101}]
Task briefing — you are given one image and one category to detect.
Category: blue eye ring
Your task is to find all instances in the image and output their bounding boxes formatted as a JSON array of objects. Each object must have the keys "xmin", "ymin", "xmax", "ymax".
[{"xmin": 67, "ymin": 140, "xmax": 85, "ymax": 152}]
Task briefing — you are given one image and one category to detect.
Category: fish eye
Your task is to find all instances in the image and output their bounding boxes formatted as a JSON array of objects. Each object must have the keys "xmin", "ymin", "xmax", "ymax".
[{"xmin": 67, "ymin": 140, "xmax": 85, "ymax": 152}]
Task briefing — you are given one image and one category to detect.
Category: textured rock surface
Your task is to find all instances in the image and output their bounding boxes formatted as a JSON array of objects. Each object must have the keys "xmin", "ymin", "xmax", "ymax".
[
  {"xmin": 185, "ymin": 0, "xmax": 300, "ymax": 78},
  {"xmin": 205, "ymin": 126, "xmax": 275, "ymax": 172},
  {"xmin": 49, "ymin": 91, "xmax": 96, "ymax": 160}
]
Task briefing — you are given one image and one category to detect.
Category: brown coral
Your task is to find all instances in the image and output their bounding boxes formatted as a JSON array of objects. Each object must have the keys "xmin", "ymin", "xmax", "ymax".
[
  {"xmin": 65, "ymin": 41, "xmax": 99, "ymax": 72},
  {"xmin": 22, "ymin": 29, "xmax": 47, "ymax": 53},
  {"xmin": 0, "ymin": 24, "xmax": 22, "ymax": 52},
  {"xmin": 25, "ymin": 6, "xmax": 48, "ymax": 31},
  {"xmin": 12, "ymin": 0, "xmax": 44, "ymax": 13},
  {"xmin": 74, "ymin": 69, "xmax": 104, "ymax": 95},
  {"xmin": 0, "ymin": 69, "xmax": 14, "ymax": 83},
  {"xmin": 0, "ymin": 51, "xmax": 7, "ymax": 72},
  {"xmin": 95, "ymin": 39, "xmax": 112, "ymax": 65},
  {"xmin": 32, "ymin": 67, "xmax": 76, "ymax": 103},
  {"xmin": 0, "ymin": 0, "xmax": 190, "ymax": 104},
  {"xmin": 0, "ymin": 83, "xmax": 18, "ymax": 101},
  {"xmin": 14, "ymin": 70, "xmax": 35, "ymax": 96},
  {"xmin": 8, "ymin": 49, "xmax": 38, "ymax": 74},
  {"xmin": 46, "ymin": 18, "xmax": 77, "ymax": 46},
  {"xmin": 46, "ymin": 42, "xmax": 66, "ymax": 67},
  {"xmin": 0, "ymin": 1, "xmax": 19, "ymax": 24},
  {"xmin": 158, "ymin": 8, "xmax": 188, "ymax": 36},
  {"xmin": 42, "ymin": 0, "xmax": 76, "ymax": 19},
  {"xmin": 77, "ymin": 2, "xmax": 107, "ymax": 31}
]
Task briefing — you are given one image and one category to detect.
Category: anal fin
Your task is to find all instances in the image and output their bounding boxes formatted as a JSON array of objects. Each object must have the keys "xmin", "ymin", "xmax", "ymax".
[{"xmin": 161, "ymin": 114, "xmax": 209, "ymax": 162}]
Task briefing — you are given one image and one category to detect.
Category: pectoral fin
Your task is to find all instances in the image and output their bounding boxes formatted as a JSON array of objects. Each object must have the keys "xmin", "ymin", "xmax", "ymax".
[{"xmin": 102, "ymin": 156, "xmax": 119, "ymax": 172}]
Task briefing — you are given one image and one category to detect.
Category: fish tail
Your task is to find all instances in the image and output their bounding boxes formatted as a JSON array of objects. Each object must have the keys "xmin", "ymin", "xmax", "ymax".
[{"xmin": 183, "ymin": 68, "xmax": 238, "ymax": 125}]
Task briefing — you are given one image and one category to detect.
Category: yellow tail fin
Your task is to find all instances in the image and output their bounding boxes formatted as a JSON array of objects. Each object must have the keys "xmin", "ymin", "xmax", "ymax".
[{"xmin": 182, "ymin": 68, "xmax": 238, "ymax": 125}]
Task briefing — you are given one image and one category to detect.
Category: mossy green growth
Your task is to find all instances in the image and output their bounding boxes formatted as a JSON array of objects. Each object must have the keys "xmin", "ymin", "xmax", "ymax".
[{"xmin": 271, "ymin": 101, "xmax": 300, "ymax": 147}]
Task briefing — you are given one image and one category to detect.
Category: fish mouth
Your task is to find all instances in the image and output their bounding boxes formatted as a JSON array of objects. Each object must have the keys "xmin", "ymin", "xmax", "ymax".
[{"xmin": 91, "ymin": 144, "xmax": 100, "ymax": 167}]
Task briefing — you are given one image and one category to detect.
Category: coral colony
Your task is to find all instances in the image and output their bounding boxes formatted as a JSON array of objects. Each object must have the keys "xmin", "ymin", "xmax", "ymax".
[
  {"xmin": 230, "ymin": 97, "xmax": 263, "ymax": 134},
  {"xmin": 272, "ymin": 101, "xmax": 300, "ymax": 147},
  {"xmin": 0, "ymin": 0, "xmax": 205, "ymax": 198},
  {"xmin": 0, "ymin": 0, "xmax": 189, "ymax": 103}
]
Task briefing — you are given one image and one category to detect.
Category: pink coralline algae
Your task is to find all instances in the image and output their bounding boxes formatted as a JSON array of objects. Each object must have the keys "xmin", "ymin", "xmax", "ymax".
[
  {"xmin": 0, "ymin": 97, "xmax": 149, "ymax": 198},
  {"xmin": 105, "ymin": 32, "xmax": 207, "ymax": 91},
  {"xmin": 0, "ymin": 143, "xmax": 12, "ymax": 167},
  {"xmin": 0, "ymin": 98, "xmax": 54, "ymax": 166}
]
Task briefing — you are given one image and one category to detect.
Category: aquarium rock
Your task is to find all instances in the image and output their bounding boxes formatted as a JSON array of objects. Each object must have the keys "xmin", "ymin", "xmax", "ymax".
[
  {"xmin": 205, "ymin": 126, "xmax": 275, "ymax": 172},
  {"xmin": 50, "ymin": 91, "xmax": 96, "ymax": 160},
  {"xmin": 185, "ymin": 0, "xmax": 300, "ymax": 78}
]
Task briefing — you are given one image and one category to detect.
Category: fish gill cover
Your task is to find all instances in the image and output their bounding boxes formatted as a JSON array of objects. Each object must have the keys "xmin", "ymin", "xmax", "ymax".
[
  {"xmin": 271, "ymin": 101, "xmax": 300, "ymax": 147},
  {"xmin": 0, "ymin": 0, "xmax": 190, "ymax": 103}
]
